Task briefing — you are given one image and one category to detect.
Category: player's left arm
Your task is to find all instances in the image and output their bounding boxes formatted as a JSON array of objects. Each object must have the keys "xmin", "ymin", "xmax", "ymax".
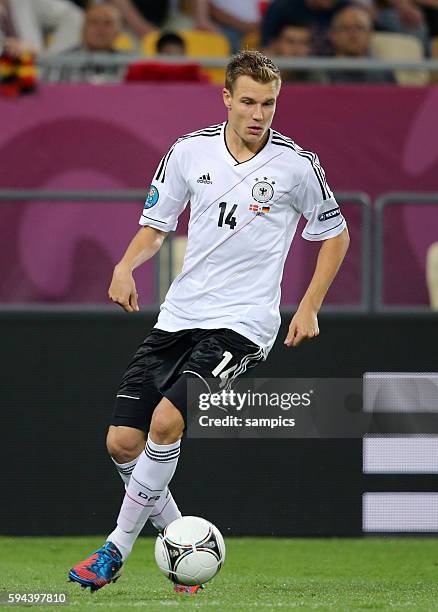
[
  {"xmin": 284, "ymin": 158, "xmax": 349, "ymax": 348},
  {"xmin": 284, "ymin": 228, "xmax": 350, "ymax": 347}
]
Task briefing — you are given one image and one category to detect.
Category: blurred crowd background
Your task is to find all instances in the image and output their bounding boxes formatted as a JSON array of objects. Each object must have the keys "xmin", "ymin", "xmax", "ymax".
[
  {"xmin": 1, "ymin": 0, "xmax": 437, "ymax": 86},
  {"xmin": 1, "ymin": 0, "xmax": 437, "ymax": 309}
]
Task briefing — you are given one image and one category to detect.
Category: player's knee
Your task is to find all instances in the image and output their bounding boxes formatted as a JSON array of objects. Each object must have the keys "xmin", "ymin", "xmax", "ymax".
[
  {"xmin": 150, "ymin": 406, "xmax": 184, "ymax": 444},
  {"xmin": 106, "ymin": 426, "xmax": 145, "ymax": 463}
]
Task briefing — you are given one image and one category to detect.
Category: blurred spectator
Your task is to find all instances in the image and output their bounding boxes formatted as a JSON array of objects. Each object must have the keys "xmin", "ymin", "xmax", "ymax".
[
  {"xmin": 418, "ymin": 0, "xmax": 438, "ymax": 38},
  {"xmin": 0, "ymin": 0, "xmax": 83, "ymax": 57},
  {"xmin": 372, "ymin": 0, "xmax": 429, "ymax": 50},
  {"xmin": 329, "ymin": 6, "xmax": 395, "ymax": 81},
  {"xmin": 262, "ymin": 0, "xmax": 351, "ymax": 55},
  {"xmin": 79, "ymin": 3, "xmax": 121, "ymax": 52},
  {"xmin": 269, "ymin": 20, "xmax": 328, "ymax": 81},
  {"xmin": 62, "ymin": 3, "xmax": 125, "ymax": 82},
  {"xmin": 0, "ymin": 50, "xmax": 37, "ymax": 96},
  {"xmin": 106, "ymin": 0, "xmax": 216, "ymax": 39},
  {"xmin": 156, "ymin": 32, "xmax": 186, "ymax": 55},
  {"xmin": 208, "ymin": 0, "xmax": 261, "ymax": 52}
]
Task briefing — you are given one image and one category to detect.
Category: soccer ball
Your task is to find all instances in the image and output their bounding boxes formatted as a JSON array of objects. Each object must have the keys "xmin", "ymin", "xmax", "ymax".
[{"xmin": 155, "ymin": 516, "xmax": 225, "ymax": 586}]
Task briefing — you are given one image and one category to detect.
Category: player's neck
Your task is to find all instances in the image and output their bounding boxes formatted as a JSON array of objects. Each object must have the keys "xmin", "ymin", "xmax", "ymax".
[{"xmin": 225, "ymin": 123, "xmax": 269, "ymax": 163}]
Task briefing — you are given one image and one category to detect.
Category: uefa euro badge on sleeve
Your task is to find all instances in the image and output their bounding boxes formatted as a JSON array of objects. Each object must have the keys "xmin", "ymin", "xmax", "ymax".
[{"xmin": 145, "ymin": 185, "xmax": 159, "ymax": 209}]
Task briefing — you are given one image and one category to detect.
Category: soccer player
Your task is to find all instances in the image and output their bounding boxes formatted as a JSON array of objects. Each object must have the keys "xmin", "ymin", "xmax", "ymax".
[{"xmin": 69, "ymin": 50, "xmax": 349, "ymax": 593}]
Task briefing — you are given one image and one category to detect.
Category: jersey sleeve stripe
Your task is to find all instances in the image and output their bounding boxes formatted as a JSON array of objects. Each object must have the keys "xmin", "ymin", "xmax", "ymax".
[
  {"xmin": 272, "ymin": 132, "xmax": 332, "ymax": 201},
  {"xmin": 154, "ymin": 153, "xmax": 168, "ymax": 182},
  {"xmin": 272, "ymin": 134, "xmax": 329, "ymax": 192},
  {"xmin": 179, "ymin": 123, "xmax": 223, "ymax": 138},
  {"xmin": 160, "ymin": 147, "xmax": 174, "ymax": 183},
  {"xmin": 272, "ymin": 140, "xmax": 329, "ymax": 200},
  {"xmin": 141, "ymin": 214, "xmax": 167, "ymax": 224},
  {"xmin": 154, "ymin": 127, "xmax": 221, "ymax": 183},
  {"xmin": 178, "ymin": 130, "xmax": 221, "ymax": 143},
  {"xmin": 304, "ymin": 218, "xmax": 345, "ymax": 236},
  {"xmin": 154, "ymin": 145, "xmax": 175, "ymax": 182}
]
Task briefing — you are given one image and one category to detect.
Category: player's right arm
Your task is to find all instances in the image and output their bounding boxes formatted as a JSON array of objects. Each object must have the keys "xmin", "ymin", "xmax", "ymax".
[
  {"xmin": 109, "ymin": 139, "xmax": 189, "ymax": 313},
  {"xmin": 109, "ymin": 226, "xmax": 167, "ymax": 312}
]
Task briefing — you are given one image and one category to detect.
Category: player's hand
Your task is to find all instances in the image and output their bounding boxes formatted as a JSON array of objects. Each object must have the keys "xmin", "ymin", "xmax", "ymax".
[
  {"xmin": 284, "ymin": 308, "xmax": 319, "ymax": 348},
  {"xmin": 108, "ymin": 265, "xmax": 139, "ymax": 312}
]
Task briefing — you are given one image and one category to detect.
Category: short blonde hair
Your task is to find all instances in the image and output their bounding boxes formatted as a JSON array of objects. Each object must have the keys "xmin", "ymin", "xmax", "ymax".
[{"xmin": 225, "ymin": 50, "xmax": 281, "ymax": 92}]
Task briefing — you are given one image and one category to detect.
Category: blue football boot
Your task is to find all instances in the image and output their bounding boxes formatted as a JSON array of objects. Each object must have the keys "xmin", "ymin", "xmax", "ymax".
[{"xmin": 68, "ymin": 541, "xmax": 123, "ymax": 591}]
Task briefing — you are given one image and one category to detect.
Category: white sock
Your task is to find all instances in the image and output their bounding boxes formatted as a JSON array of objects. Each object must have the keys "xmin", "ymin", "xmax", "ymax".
[
  {"xmin": 149, "ymin": 488, "xmax": 182, "ymax": 532},
  {"xmin": 112, "ymin": 456, "xmax": 182, "ymax": 531},
  {"xmin": 112, "ymin": 455, "xmax": 138, "ymax": 488},
  {"xmin": 107, "ymin": 436, "xmax": 181, "ymax": 559}
]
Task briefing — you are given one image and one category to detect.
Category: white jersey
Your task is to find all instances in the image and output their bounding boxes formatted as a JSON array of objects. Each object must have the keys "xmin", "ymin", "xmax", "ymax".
[{"xmin": 139, "ymin": 122, "xmax": 346, "ymax": 353}]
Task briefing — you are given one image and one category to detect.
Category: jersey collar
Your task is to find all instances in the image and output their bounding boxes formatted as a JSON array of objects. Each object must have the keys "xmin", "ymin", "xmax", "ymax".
[{"xmin": 222, "ymin": 121, "xmax": 272, "ymax": 166}]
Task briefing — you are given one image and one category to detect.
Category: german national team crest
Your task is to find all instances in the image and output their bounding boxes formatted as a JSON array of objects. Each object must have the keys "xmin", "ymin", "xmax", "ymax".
[
  {"xmin": 144, "ymin": 185, "xmax": 159, "ymax": 209},
  {"xmin": 252, "ymin": 177, "xmax": 275, "ymax": 204}
]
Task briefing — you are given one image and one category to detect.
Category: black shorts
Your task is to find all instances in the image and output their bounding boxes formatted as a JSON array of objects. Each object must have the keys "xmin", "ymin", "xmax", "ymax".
[{"xmin": 111, "ymin": 327, "xmax": 265, "ymax": 432}]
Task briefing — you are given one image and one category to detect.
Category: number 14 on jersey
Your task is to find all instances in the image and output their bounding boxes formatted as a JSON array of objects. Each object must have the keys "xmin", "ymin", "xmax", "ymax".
[{"xmin": 218, "ymin": 202, "xmax": 237, "ymax": 230}]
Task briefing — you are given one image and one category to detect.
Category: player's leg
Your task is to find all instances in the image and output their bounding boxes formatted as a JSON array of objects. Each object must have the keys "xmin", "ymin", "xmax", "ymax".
[
  {"xmin": 68, "ymin": 404, "xmax": 184, "ymax": 592},
  {"xmin": 106, "ymin": 397, "xmax": 185, "ymax": 559},
  {"xmin": 108, "ymin": 425, "xmax": 145, "ymax": 485},
  {"xmin": 68, "ymin": 329, "xmax": 192, "ymax": 591},
  {"xmin": 105, "ymin": 327, "xmax": 265, "ymax": 563},
  {"xmin": 107, "ymin": 425, "xmax": 181, "ymax": 531},
  {"xmin": 105, "ymin": 329, "xmax": 193, "ymax": 540}
]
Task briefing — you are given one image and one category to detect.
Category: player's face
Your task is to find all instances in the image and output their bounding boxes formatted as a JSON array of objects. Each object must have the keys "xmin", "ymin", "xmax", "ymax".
[{"xmin": 223, "ymin": 76, "xmax": 280, "ymax": 144}]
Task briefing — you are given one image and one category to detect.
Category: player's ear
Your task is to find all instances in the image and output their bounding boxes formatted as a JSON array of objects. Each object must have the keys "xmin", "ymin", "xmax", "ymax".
[{"xmin": 222, "ymin": 88, "xmax": 232, "ymax": 111}]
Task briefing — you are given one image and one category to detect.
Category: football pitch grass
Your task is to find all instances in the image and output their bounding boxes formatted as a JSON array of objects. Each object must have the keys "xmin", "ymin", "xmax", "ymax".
[{"xmin": 1, "ymin": 537, "xmax": 438, "ymax": 611}]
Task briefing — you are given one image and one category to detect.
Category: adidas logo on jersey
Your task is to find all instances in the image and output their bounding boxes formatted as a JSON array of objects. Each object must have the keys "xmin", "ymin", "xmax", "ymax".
[{"xmin": 197, "ymin": 173, "xmax": 212, "ymax": 184}]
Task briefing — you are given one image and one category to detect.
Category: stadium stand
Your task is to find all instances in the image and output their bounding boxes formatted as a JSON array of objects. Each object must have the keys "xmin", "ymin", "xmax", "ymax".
[
  {"xmin": 329, "ymin": 7, "xmax": 395, "ymax": 84},
  {"xmin": 370, "ymin": 31, "xmax": 428, "ymax": 85},
  {"xmin": 208, "ymin": 0, "xmax": 262, "ymax": 52},
  {"xmin": 141, "ymin": 29, "xmax": 230, "ymax": 83},
  {"xmin": 114, "ymin": 32, "xmax": 136, "ymax": 51},
  {"xmin": 426, "ymin": 243, "xmax": 438, "ymax": 309},
  {"xmin": 0, "ymin": 0, "xmax": 83, "ymax": 56}
]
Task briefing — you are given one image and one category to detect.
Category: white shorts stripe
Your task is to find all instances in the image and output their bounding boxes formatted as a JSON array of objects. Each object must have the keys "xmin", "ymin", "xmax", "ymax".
[{"xmin": 116, "ymin": 394, "xmax": 140, "ymax": 400}]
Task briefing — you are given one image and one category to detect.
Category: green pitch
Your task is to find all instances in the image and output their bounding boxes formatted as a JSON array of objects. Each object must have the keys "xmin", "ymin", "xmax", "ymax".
[{"xmin": 1, "ymin": 537, "xmax": 438, "ymax": 611}]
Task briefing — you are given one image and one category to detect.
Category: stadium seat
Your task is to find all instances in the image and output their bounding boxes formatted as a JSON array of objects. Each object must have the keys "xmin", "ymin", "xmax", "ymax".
[
  {"xmin": 125, "ymin": 62, "xmax": 208, "ymax": 82},
  {"xmin": 426, "ymin": 242, "xmax": 438, "ymax": 310},
  {"xmin": 141, "ymin": 30, "xmax": 230, "ymax": 83},
  {"xmin": 370, "ymin": 32, "xmax": 428, "ymax": 85},
  {"xmin": 114, "ymin": 33, "xmax": 136, "ymax": 52},
  {"xmin": 157, "ymin": 236, "xmax": 187, "ymax": 302},
  {"xmin": 431, "ymin": 37, "xmax": 438, "ymax": 83},
  {"xmin": 171, "ymin": 236, "xmax": 188, "ymax": 280}
]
